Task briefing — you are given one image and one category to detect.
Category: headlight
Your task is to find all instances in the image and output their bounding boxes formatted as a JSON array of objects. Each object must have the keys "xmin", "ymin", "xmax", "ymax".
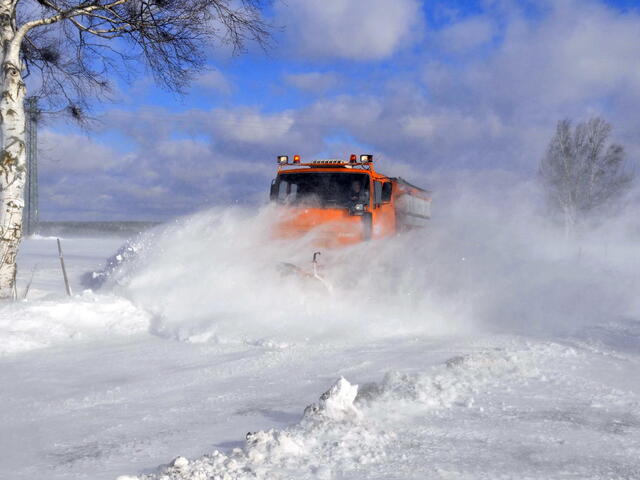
[{"xmin": 355, "ymin": 203, "xmax": 364, "ymax": 211}]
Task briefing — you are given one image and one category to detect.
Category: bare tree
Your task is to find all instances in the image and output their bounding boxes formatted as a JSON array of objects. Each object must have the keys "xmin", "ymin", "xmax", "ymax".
[
  {"xmin": 0, "ymin": 0, "xmax": 270, "ymax": 299},
  {"xmin": 539, "ymin": 117, "xmax": 634, "ymax": 236}
]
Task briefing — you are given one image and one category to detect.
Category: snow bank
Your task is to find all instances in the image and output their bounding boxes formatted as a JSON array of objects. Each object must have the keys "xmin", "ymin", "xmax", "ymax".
[
  {"xmin": 126, "ymin": 375, "xmax": 381, "ymax": 480},
  {"xmin": 0, "ymin": 291, "xmax": 150, "ymax": 355},
  {"xmin": 126, "ymin": 342, "xmax": 563, "ymax": 480}
]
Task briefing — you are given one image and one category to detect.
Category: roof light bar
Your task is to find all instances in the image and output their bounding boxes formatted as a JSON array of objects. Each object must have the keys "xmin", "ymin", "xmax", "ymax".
[
  {"xmin": 349, "ymin": 154, "xmax": 357, "ymax": 163},
  {"xmin": 293, "ymin": 154, "xmax": 301, "ymax": 164},
  {"xmin": 312, "ymin": 159, "xmax": 345, "ymax": 165}
]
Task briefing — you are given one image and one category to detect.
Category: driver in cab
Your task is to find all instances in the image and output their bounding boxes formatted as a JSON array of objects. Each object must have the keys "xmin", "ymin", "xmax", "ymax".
[{"xmin": 349, "ymin": 179, "xmax": 369, "ymax": 206}]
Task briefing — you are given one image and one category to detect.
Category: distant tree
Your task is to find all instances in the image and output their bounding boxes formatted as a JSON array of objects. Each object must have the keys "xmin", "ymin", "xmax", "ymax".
[
  {"xmin": 539, "ymin": 117, "xmax": 634, "ymax": 235},
  {"xmin": 0, "ymin": 0, "xmax": 270, "ymax": 299}
]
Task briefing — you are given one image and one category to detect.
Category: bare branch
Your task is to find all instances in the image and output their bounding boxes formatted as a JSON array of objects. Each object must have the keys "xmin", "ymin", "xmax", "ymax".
[{"xmin": 14, "ymin": 0, "xmax": 271, "ymax": 118}]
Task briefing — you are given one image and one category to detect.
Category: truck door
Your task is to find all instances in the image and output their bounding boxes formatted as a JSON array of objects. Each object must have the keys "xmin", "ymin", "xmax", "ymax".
[{"xmin": 372, "ymin": 180, "xmax": 395, "ymax": 237}]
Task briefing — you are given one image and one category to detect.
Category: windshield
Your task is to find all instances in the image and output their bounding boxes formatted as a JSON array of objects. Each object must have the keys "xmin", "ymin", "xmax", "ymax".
[{"xmin": 272, "ymin": 172, "xmax": 370, "ymax": 208}]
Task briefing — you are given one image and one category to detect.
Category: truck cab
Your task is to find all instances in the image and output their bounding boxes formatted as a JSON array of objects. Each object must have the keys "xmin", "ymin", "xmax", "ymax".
[{"xmin": 270, "ymin": 155, "xmax": 430, "ymax": 247}]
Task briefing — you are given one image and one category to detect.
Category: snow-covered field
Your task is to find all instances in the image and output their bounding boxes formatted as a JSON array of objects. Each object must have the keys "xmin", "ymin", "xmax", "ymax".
[{"xmin": 3, "ymin": 190, "xmax": 640, "ymax": 479}]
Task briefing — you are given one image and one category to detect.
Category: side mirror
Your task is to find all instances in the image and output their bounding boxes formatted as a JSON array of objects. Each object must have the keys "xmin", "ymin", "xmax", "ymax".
[{"xmin": 270, "ymin": 179, "xmax": 278, "ymax": 201}]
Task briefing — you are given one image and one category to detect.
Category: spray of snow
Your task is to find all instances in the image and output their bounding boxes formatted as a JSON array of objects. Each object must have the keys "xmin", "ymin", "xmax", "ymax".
[
  {"xmin": 96, "ymin": 205, "xmax": 468, "ymax": 346},
  {"xmin": 87, "ymin": 174, "xmax": 640, "ymax": 347},
  {"xmin": 5, "ymin": 173, "xmax": 640, "ymax": 354}
]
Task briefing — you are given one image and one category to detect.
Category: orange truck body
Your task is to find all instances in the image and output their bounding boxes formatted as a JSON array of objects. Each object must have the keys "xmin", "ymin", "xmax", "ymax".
[{"xmin": 270, "ymin": 156, "xmax": 431, "ymax": 247}]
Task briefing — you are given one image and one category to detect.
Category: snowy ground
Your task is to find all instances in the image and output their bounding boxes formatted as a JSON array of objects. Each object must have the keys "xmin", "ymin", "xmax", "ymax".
[{"xmin": 2, "ymin": 199, "xmax": 640, "ymax": 479}]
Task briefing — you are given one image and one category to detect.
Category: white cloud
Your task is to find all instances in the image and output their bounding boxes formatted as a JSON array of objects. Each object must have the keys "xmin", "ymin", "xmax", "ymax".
[
  {"xmin": 456, "ymin": 1, "xmax": 640, "ymax": 107},
  {"xmin": 39, "ymin": 130, "xmax": 124, "ymax": 172},
  {"xmin": 38, "ymin": 127, "xmax": 276, "ymax": 220},
  {"xmin": 401, "ymin": 111, "xmax": 505, "ymax": 142},
  {"xmin": 406, "ymin": 0, "xmax": 640, "ymax": 170},
  {"xmin": 206, "ymin": 108, "xmax": 297, "ymax": 145},
  {"xmin": 437, "ymin": 16, "xmax": 495, "ymax": 53},
  {"xmin": 283, "ymin": 72, "xmax": 341, "ymax": 93},
  {"xmin": 36, "ymin": 0, "xmax": 640, "ymax": 220},
  {"xmin": 274, "ymin": 0, "xmax": 423, "ymax": 60},
  {"xmin": 193, "ymin": 70, "xmax": 233, "ymax": 95}
]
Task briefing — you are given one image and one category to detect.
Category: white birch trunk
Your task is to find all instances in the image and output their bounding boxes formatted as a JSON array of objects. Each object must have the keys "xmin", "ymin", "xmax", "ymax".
[{"xmin": 0, "ymin": 4, "xmax": 27, "ymax": 299}]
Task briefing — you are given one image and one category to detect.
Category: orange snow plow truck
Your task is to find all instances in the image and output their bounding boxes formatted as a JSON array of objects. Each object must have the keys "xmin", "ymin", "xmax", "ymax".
[{"xmin": 270, "ymin": 154, "xmax": 431, "ymax": 247}]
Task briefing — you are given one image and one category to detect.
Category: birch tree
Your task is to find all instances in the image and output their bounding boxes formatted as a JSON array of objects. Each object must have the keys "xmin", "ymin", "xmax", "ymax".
[
  {"xmin": 0, "ymin": 0, "xmax": 269, "ymax": 299},
  {"xmin": 539, "ymin": 118, "xmax": 634, "ymax": 235}
]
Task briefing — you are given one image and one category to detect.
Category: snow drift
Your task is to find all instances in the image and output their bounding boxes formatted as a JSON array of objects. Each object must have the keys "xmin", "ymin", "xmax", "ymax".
[
  {"xmin": 124, "ymin": 341, "xmax": 598, "ymax": 480},
  {"xmin": 0, "ymin": 291, "xmax": 150, "ymax": 355}
]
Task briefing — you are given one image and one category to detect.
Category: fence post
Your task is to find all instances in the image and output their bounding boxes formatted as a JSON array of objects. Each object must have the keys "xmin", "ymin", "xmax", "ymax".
[{"xmin": 57, "ymin": 238, "xmax": 72, "ymax": 297}]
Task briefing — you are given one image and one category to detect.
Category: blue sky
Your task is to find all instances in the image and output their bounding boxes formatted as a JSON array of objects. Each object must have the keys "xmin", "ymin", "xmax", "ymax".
[{"xmin": 37, "ymin": 0, "xmax": 640, "ymax": 220}]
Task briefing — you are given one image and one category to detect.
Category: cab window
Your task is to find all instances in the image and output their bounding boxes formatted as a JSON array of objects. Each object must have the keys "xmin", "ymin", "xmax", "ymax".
[{"xmin": 381, "ymin": 182, "xmax": 392, "ymax": 203}]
